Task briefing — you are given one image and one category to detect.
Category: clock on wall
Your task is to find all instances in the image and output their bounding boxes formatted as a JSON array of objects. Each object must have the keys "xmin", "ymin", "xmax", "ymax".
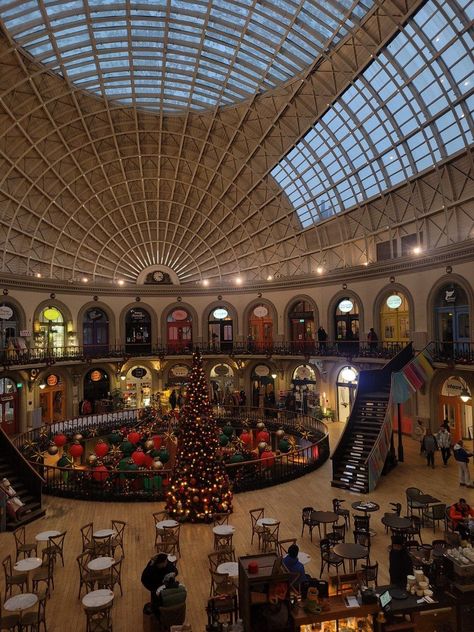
[{"xmin": 153, "ymin": 271, "xmax": 165, "ymax": 282}]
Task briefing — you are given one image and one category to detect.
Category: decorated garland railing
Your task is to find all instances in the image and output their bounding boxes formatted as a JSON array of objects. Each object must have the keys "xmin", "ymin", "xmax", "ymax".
[{"xmin": 13, "ymin": 408, "xmax": 329, "ymax": 501}]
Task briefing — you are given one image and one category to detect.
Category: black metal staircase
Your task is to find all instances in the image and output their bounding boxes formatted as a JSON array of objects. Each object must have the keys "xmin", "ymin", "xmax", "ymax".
[
  {"xmin": 331, "ymin": 343, "xmax": 413, "ymax": 493},
  {"xmin": 0, "ymin": 427, "xmax": 45, "ymax": 531}
]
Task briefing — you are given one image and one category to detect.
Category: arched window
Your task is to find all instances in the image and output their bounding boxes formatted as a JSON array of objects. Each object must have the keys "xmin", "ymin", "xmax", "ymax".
[
  {"xmin": 250, "ymin": 364, "xmax": 275, "ymax": 410},
  {"xmin": 36, "ymin": 306, "xmax": 65, "ymax": 352},
  {"xmin": 438, "ymin": 376, "xmax": 472, "ymax": 442},
  {"xmin": 167, "ymin": 309, "xmax": 192, "ymax": 352},
  {"xmin": 334, "ymin": 298, "xmax": 359, "ymax": 354},
  {"xmin": 0, "ymin": 303, "xmax": 20, "ymax": 351},
  {"xmin": 125, "ymin": 308, "xmax": 151, "ymax": 354},
  {"xmin": 291, "ymin": 364, "xmax": 317, "ymax": 414},
  {"xmin": 435, "ymin": 284, "xmax": 469, "ymax": 348},
  {"xmin": 0, "ymin": 377, "xmax": 18, "ymax": 436},
  {"xmin": 121, "ymin": 366, "xmax": 151, "ymax": 408},
  {"xmin": 83, "ymin": 308, "xmax": 109, "ymax": 356},
  {"xmin": 336, "ymin": 366, "xmax": 358, "ymax": 424},
  {"xmin": 289, "ymin": 301, "xmax": 315, "ymax": 352},
  {"xmin": 249, "ymin": 305, "xmax": 273, "ymax": 352},
  {"xmin": 208, "ymin": 307, "xmax": 233, "ymax": 352},
  {"xmin": 209, "ymin": 364, "xmax": 235, "ymax": 404},
  {"xmin": 380, "ymin": 293, "xmax": 410, "ymax": 343}
]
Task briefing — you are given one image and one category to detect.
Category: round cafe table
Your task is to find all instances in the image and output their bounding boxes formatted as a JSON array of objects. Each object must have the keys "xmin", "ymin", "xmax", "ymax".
[
  {"xmin": 256, "ymin": 518, "xmax": 277, "ymax": 527},
  {"xmin": 217, "ymin": 561, "xmax": 239, "ymax": 578},
  {"xmin": 298, "ymin": 552, "xmax": 311, "ymax": 565},
  {"xmin": 35, "ymin": 530, "xmax": 61, "ymax": 543},
  {"xmin": 333, "ymin": 542, "xmax": 368, "ymax": 572},
  {"xmin": 4, "ymin": 593, "xmax": 38, "ymax": 613},
  {"xmin": 93, "ymin": 529, "xmax": 116, "ymax": 539},
  {"xmin": 14, "ymin": 557, "xmax": 42, "ymax": 591},
  {"xmin": 310, "ymin": 511, "xmax": 338, "ymax": 536},
  {"xmin": 156, "ymin": 519, "xmax": 179, "ymax": 530},
  {"xmin": 87, "ymin": 557, "xmax": 115, "ymax": 572},
  {"xmin": 82, "ymin": 588, "xmax": 114, "ymax": 609},
  {"xmin": 381, "ymin": 515, "xmax": 412, "ymax": 533},
  {"xmin": 351, "ymin": 501, "xmax": 380, "ymax": 514},
  {"xmin": 212, "ymin": 525, "xmax": 235, "ymax": 536}
]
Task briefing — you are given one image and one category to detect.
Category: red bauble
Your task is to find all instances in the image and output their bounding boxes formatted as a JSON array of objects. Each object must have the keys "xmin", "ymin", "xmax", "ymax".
[
  {"xmin": 70, "ymin": 442, "xmax": 84, "ymax": 458},
  {"xmin": 261, "ymin": 450, "xmax": 275, "ymax": 467},
  {"xmin": 143, "ymin": 453, "xmax": 154, "ymax": 467},
  {"xmin": 92, "ymin": 465, "xmax": 109, "ymax": 482},
  {"xmin": 94, "ymin": 441, "xmax": 109, "ymax": 458},
  {"xmin": 152, "ymin": 435, "xmax": 162, "ymax": 449},
  {"xmin": 256, "ymin": 430, "xmax": 270, "ymax": 443},
  {"xmin": 131, "ymin": 449, "xmax": 146, "ymax": 466},
  {"xmin": 53, "ymin": 433, "xmax": 67, "ymax": 447},
  {"xmin": 240, "ymin": 432, "xmax": 252, "ymax": 445},
  {"xmin": 127, "ymin": 431, "xmax": 141, "ymax": 445}
]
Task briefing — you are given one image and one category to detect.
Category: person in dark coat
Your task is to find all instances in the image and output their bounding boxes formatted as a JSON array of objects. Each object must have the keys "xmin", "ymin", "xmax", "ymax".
[
  {"xmin": 169, "ymin": 389, "xmax": 177, "ymax": 410},
  {"xmin": 141, "ymin": 553, "xmax": 178, "ymax": 615},
  {"xmin": 317, "ymin": 326, "xmax": 327, "ymax": 351},
  {"xmin": 389, "ymin": 535, "xmax": 413, "ymax": 587}
]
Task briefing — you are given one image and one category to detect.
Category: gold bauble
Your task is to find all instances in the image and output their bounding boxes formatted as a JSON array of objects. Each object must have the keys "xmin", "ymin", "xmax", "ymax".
[
  {"xmin": 73, "ymin": 433, "xmax": 83, "ymax": 442},
  {"xmin": 256, "ymin": 421, "xmax": 265, "ymax": 429},
  {"xmin": 276, "ymin": 428, "xmax": 285, "ymax": 438},
  {"xmin": 257, "ymin": 441, "xmax": 267, "ymax": 452},
  {"xmin": 151, "ymin": 458, "xmax": 164, "ymax": 470},
  {"xmin": 86, "ymin": 454, "xmax": 98, "ymax": 466},
  {"xmin": 47, "ymin": 444, "xmax": 59, "ymax": 456},
  {"xmin": 144, "ymin": 439, "xmax": 154, "ymax": 451}
]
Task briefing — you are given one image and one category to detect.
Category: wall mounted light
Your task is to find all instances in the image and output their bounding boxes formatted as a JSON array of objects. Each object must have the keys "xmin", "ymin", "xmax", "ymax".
[
  {"xmin": 460, "ymin": 388, "xmax": 471, "ymax": 403},
  {"xmin": 39, "ymin": 382, "xmax": 46, "ymax": 390}
]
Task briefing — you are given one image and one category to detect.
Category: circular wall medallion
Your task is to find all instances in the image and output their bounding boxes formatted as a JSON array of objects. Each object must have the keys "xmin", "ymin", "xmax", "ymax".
[
  {"xmin": 90, "ymin": 370, "xmax": 103, "ymax": 382},
  {"xmin": 0, "ymin": 306, "xmax": 13, "ymax": 320},
  {"xmin": 43, "ymin": 307, "xmax": 61, "ymax": 321},
  {"xmin": 46, "ymin": 374, "xmax": 59, "ymax": 386},
  {"xmin": 386, "ymin": 295, "xmax": 402, "ymax": 309},
  {"xmin": 338, "ymin": 299, "xmax": 353, "ymax": 313},
  {"xmin": 340, "ymin": 367, "xmax": 357, "ymax": 382},
  {"xmin": 172, "ymin": 309, "xmax": 188, "ymax": 321},
  {"xmin": 253, "ymin": 305, "xmax": 268, "ymax": 318},
  {"xmin": 131, "ymin": 367, "xmax": 147, "ymax": 379},
  {"xmin": 254, "ymin": 365, "xmax": 270, "ymax": 377},
  {"xmin": 153, "ymin": 271, "xmax": 164, "ymax": 282},
  {"xmin": 212, "ymin": 308, "xmax": 228, "ymax": 320}
]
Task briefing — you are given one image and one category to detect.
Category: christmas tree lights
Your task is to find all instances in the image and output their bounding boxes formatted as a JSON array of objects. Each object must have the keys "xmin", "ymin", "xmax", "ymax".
[{"xmin": 166, "ymin": 348, "xmax": 233, "ymax": 522}]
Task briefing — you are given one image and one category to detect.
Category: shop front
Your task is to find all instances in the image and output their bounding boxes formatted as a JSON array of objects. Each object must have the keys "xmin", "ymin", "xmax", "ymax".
[
  {"xmin": 434, "ymin": 282, "xmax": 470, "ymax": 355},
  {"xmin": 291, "ymin": 364, "xmax": 318, "ymax": 414},
  {"xmin": 125, "ymin": 308, "xmax": 152, "ymax": 354},
  {"xmin": 249, "ymin": 304, "xmax": 273, "ymax": 352},
  {"xmin": 288, "ymin": 300, "xmax": 315, "ymax": 353},
  {"xmin": 167, "ymin": 308, "xmax": 193, "ymax": 353},
  {"xmin": 83, "ymin": 368, "xmax": 110, "ymax": 413},
  {"xmin": 380, "ymin": 292, "xmax": 410, "ymax": 344},
  {"xmin": 122, "ymin": 366, "xmax": 152, "ymax": 409},
  {"xmin": 39, "ymin": 373, "xmax": 66, "ymax": 424},
  {"xmin": 209, "ymin": 363, "xmax": 235, "ymax": 404},
  {"xmin": 336, "ymin": 365, "xmax": 359, "ymax": 423},
  {"xmin": 83, "ymin": 308, "xmax": 109, "ymax": 356},
  {"xmin": 438, "ymin": 375, "xmax": 472, "ymax": 441},
  {"xmin": 251, "ymin": 364, "xmax": 275, "ymax": 410},
  {"xmin": 208, "ymin": 307, "xmax": 233, "ymax": 352},
  {"xmin": 34, "ymin": 306, "xmax": 66, "ymax": 355},
  {"xmin": 0, "ymin": 377, "xmax": 19, "ymax": 435},
  {"xmin": 334, "ymin": 298, "xmax": 359, "ymax": 354}
]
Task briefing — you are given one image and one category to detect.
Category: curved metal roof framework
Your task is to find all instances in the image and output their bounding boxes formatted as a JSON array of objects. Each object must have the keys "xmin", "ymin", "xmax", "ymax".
[
  {"xmin": 0, "ymin": 0, "xmax": 373, "ymax": 112},
  {"xmin": 0, "ymin": 0, "xmax": 472, "ymax": 286}
]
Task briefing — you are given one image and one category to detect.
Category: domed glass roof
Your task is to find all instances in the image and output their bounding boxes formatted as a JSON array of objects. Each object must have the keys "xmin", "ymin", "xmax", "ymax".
[{"xmin": 0, "ymin": 0, "xmax": 374, "ymax": 113}]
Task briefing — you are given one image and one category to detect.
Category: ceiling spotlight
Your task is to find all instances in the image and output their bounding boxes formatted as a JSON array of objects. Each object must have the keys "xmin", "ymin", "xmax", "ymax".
[
  {"xmin": 36, "ymin": 273, "xmax": 42, "ymax": 278},
  {"xmin": 235, "ymin": 277, "xmax": 242, "ymax": 285},
  {"xmin": 267, "ymin": 275, "xmax": 273, "ymax": 281},
  {"xmin": 412, "ymin": 246, "xmax": 422, "ymax": 255},
  {"xmin": 82, "ymin": 277, "xmax": 88, "ymax": 283},
  {"xmin": 316, "ymin": 266, "xmax": 324, "ymax": 274},
  {"xmin": 202, "ymin": 279, "xmax": 209, "ymax": 286},
  {"xmin": 117, "ymin": 279, "xmax": 125, "ymax": 286}
]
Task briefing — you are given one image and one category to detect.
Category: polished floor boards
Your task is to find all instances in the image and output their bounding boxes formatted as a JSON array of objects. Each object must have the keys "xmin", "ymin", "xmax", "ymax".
[{"xmin": 0, "ymin": 423, "xmax": 471, "ymax": 631}]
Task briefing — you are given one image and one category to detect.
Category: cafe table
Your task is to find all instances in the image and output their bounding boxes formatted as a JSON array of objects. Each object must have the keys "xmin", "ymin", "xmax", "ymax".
[
  {"xmin": 381, "ymin": 515, "xmax": 412, "ymax": 534},
  {"xmin": 82, "ymin": 588, "xmax": 115, "ymax": 609},
  {"xmin": 93, "ymin": 529, "xmax": 116, "ymax": 539},
  {"xmin": 212, "ymin": 525, "xmax": 235, "ymax": 536},
  {"xmin": 14, "ymin": 557, "xmax": 42, "ymax": 592},
  {"xmin": 310, "ymin": 511, "xmax": 338, "ymax": 536},
  {"xmin": 87, "ymin": 556, "xmax": 115, "ymax": 572},
  {"xmin": 217, "ymin": 561, "xmax": 239, "ymax": 578},
  {"xmin": 4, "ymin": 592, "xmax": 38, "ymax": 613},
  {"xmin": 35, "ymin": 530, "xmax": 61, "ymax": 543},
  {"xmin": 256, "ymin": 517, "xmax": 278, "ymax": 527},
  {"xmin": 156, "ymin": 519, "xmax": 179, "ymax": 533},
  {"xmin": 298, "ymin": 552, "xmax": 311, "ymax": 565},
  {"xmin": 333, "ymin": 543, "xmax": 368, "ymax": 572}
]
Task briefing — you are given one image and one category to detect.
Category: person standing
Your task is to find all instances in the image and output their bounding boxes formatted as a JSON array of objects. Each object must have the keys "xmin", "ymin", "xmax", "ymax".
[
  {"xmin": 436, "ymin": 425, "xmax": 452, "ymax": 466},
  {"xmin": 317, "ymin": 326, "xmax": 328, "ymax": 352},
  {"xmin": 413, "ymin": 419, "xmax": 426, "ymax": 455},
  {"xmin": 389, "ymin": 535, "xmax": 413, "ymax": 587},
  {"xmin": 141, "ymin": 553, "xmax": 178, "ymax": 615},
  {"xmin": 367, "ymin": 328, "xmax": 378, "ymax": 352},
  {"xmin": 421, "ymin": 429, "xmax": 438, "ymax": 468},
  {"xmin": 169, "ymin": 389, "xmax": 177, "ymax": 410},
  {"xmin": 453, "ymin": 439, "xmax": 473, "ymax": 487}
]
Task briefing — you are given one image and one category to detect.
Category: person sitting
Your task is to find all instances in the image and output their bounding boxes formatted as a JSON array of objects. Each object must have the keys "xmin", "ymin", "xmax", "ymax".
[
  {"xmin": 156, "ymin": 572, "xmax": 187, "ymax": 612},
  {"xmin": 0, "ymin": 477, "xmax": 27, "ymax": 520},
  {"xmin": 141, "ymin": 553, "xmax": 178, "ymax": 615},
  {"xmin": 389, "ymin": 535, "xmax": 413, "ymax": 587},
  {"xmin": 283, "ymin": 544, "xmax": 312, "ymax": 597},
  {"xmin": 449, "ymin": 498, "xmax": 474, "ymax": 540}
]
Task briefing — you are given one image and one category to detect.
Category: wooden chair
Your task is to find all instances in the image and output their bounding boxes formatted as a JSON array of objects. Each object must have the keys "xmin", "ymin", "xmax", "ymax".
[
  {"xmin": 45, "ymin": 531, "xmax": 66, "ymax": 567},
  {"xmin": 93, "ymin": 534, "xmax": 112, "ymax": 557},
  {"xmin": 404, "ymin": 515, "xmax": 423, "ymax": 545},
  {"xmin": 353, "ymin": 530, "xmax": 371, "ymax": 561},
  {"xmin": 81, "ymin": 523, "xmax": 95, "ymax": 553},
  {"xmin": 327, "ymin": 522, "xmax": 346, "ymax": 545},
  {"xmin": 422, "ymin": 503, "xmax": 447, "ymax": 533},
  {"xmin": 332, "ymin": 499, "xmax": 350, "ymax": 529},
  {"xmin": 405, "ymin": 487, "xmax": 424, "ymax": 518},
  {"xmin": 84, "ymin": 602, "xmax": 113, "ymax": 632},
  {"xmin": 19, "ymin": 594, "xmax": 47, "ymax": 631},
  {"xmin": 319, "ymin": 539, "xmax": 345, "ymax": 577},
  {"xmin": 357, "ymin": 561, "xmax": 378, "ymax": 587},
  {"xmin": 210, "ymin": 571, "xmax": 237, "ymax": 600},
  {"xmin": 0, "ymin": 595, "xmax": 19, "ymax": 631},
  {"xmin": 157, "ymin": 602, "xmax": 186, "ymax": 631},
  {"xmin": 301, "ymin": 506, "xmax": 319, "ymax": 540},
  {"xmin": 216, "ymin": 546, "xmax": 236, "ymax": 564},
  {"xmin": 2, "ymin": 555, "xmax": 27, "ymax": 600},
  {"xmin": 249, "ymin": 508, "xmax": 265, "ymax": 547},
  {"xmin": 111, "ymin": 520, "xmax": 126, "ymax": 558},
  {"xmin": 353, "ymin": 514, "xmax": 370, "ymax": 533},
  {"xmin": 277, "ymin": 538, "xmax": 297, "ymax": 557},
  {"xmin": 12, "ymin": 526, "xmax": 37, "ymax": 561},
  {"xmin": 261, "ymin": 522, "xmax": 280, "ymax": 553},
  {"xmin": 213, "ymin": 513, "xmax": 230, "ymax": 526},
  {"xmin": 32, "ymin": 549, "xmax": 55, "ymax": 598},
  {"xmin": 161, "ymin": 525, "xmax": 180, "ymax": 557},
  {"xmin": 76, "ymin": 552, "xmax": 97, "ymax": 599},
  {"xmin": 100, "ymin": 556, "xmax": 124, "ymax": 597},
  {"xmin": 153, "ymin": 511, "xmax": 168, "ymax": 548},
  {"xmin": 213, "ymin": 530, "xmax": 234, "ymax": 552}
]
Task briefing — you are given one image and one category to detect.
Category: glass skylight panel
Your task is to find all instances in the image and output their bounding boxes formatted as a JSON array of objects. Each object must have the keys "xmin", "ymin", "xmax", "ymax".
[
  {"xmin": 271, "ymin": 0, "xmax": 473, "ymax": 228},
  {"xmin": 0, "ymin": 0, "xmax": 373, "ymax": 112}
]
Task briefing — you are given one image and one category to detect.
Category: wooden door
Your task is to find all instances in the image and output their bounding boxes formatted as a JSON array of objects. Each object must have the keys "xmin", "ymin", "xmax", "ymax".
[{"xmin": 0, "ymin": 392, "xmax": 18, "ymax": 435}]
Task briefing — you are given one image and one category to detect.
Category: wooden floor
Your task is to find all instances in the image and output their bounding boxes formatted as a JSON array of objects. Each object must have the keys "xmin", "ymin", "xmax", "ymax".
[{"xmin": 0, "ymin": 423, "xmax": 472, "ymax": 632}]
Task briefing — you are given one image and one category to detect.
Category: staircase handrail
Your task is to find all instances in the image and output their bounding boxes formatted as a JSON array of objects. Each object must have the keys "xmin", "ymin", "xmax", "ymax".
[
  {"xmin": 366, "ymin": 390, "xmax": 394, "ymax": 492},
  {"xmin": 0, "ymin": 426, "xmax": 45, "ymax": 484}
]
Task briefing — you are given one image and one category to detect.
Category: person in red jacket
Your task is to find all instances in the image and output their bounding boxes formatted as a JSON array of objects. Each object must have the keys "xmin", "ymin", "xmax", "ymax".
[{"xmin": 449, "ymin": 498, "xmax": 474, "ymax": 540}]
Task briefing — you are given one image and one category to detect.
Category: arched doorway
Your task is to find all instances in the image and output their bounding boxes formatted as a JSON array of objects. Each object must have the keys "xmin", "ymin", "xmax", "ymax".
[
  {"xmin": 291, "ymin": 364, "xmax": 317, "ymax": 414},
  {"xmin": 336, "ymin": 366, "xmax": 358, "ymax": 423},
  {"xmin": 438, "ymin": 376, "xmax": 472, "ymax": 441},
  {"xmin": 83, "ymin": 369, "xmax": 110, "ymax": 413},
  {"xmin": 167, "ymin": 309, "xmax": 192, "ymax": 353},
  {"xmin": 380, "ymin": 292, "xmax": 410, "ymax": 344},
  {"xmin": 83, "ymin": 308, "xmax": 109, "ymax": 356},
  {"xmin": 208, "ymin": 307, "xmax": 233, "ymax": 352},
  {"xmin": 165, "ymin": 364, "xmax": 190, "ymax": 411},
  {"xmin": 251, "ymin": 364, "xmax": 275, "ymax": 411},
  {"xmin": 35, "ymin": 306, "xmax": 66, "ymax": 354},
  {"xmin": 209, "ymin": 363, "xmax": 236, "ymax": 405},
  {"xmin": 249, "ymin": 305, "xmax": 273, "ymax": 352},
  {"xmin": 334, "ymin": 298, "xmax": 359, "ymax": 355},
  {"xmin": 288, "ymin": 301, "xmax": 315, "ymax": 353},
  {"xmin": 125, "ymin": 308, "xmax": 152, "ymax": 354},
  {"xmin": 434, "ymin": 283, "xmax": 470, "ymax": 356},
  {"xmin": 39, "ymin": 373, "xmax": 65, "ymax": 424},
  {"xmin": 0, "ymin": 378, "xmax": 19, "ymax": 436},
  {"xmin": 0, "ymin": 303, "xmax": 23, "ymax": 359},
  {"xmin": 122, "ymin": 366, "xmax": 152, "ymax": 409}
]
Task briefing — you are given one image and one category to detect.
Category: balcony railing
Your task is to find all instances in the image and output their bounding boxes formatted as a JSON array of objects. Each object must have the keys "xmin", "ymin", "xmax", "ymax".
[
  {"xmin": 429, "ymin": 341, "xmax": 474, "ymax": 365},
  {"xmin": 0, "ymin": 340, "xmax": 406, "ymax": 367}
]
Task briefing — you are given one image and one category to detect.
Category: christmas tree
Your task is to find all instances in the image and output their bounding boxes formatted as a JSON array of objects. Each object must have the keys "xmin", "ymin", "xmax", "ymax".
[{"xmin": 166, "ymin": 348, "xmax": 233, "ymax": 522}]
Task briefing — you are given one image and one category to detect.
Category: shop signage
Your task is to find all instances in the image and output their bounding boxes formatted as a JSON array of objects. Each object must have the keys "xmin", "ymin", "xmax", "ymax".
[
  {"xmin": 386, "ymin": 295, "xmax": 402, "ymax": 309},
  {"xmin": 43, "ymin": 307, "xmax": 61, "ymax": 321},
  {"xmin": 0, "ymin": 306, "xmax": 13, "ymax": 319},
  {"xmin": 130, "ymin": 309, "xmax": 149, "ymax": 321},
  {"xmin": 90, "ymin": 370, "xmax": 103, "ymax": 382},
  {"xmin": 171, "ymin": 309, "xmax": 188, "ymax": 321},
  {"xmin": 442, "ymin": 378, "xmax": 464, "ymax": 397},
  {"xmin": 212, "ymin": 308, "xmax": 228, "ymax": 320},
  {"xmin": 294, "ymin": 365, "xmax": 313, "ymax": 380},
  {"xmin": 214, "ymin": 364, "xmax": 229, "ymax": 376},
  {"xmin": 170, "ymin": 365, "xmax": 189, "ymax": 377},
  {"xmin": 46, "ymin": 374, "xmax": 58, "ymax": 387},
  {"xmin": 0, "ymin": 394, "xmax": 14, "ymax": 402},
  {"xmin": 87, "ymin": 309, "xmax": 104, "ymax": 320},
  {"xmin": 444, "ymin": 289, "xmax": 456, "ymax": 304},
  {"xmin": 338, "ymin": 299, "xmax": 353, "ymax": 313},
  {"xmin": 253, "ymin": 305, "xmax": 268, "ymax": 318},
  {"xmin": 20, "ymin": 330, "xmax": 31, "ymax": 337},
  {"xmin": 254, "ymin": 365, "xmax": 270, "ymax": 376},
  {"xmin": 131, "ymin": 367, "xmax": 147, "ymax": 378}
]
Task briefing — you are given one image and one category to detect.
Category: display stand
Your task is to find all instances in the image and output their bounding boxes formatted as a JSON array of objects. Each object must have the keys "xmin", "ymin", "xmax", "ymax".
[
  {"xmin": 238, "ymin": 554, "xmax": 292, "ymax": 632},
  {"xmin": 291, "ymin": 595, "xmax": 377, "ymax": 631}
]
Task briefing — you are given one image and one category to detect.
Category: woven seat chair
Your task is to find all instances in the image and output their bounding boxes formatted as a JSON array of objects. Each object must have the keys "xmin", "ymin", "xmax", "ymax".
[
  {"xmin": 332, "ymin": 499, "xmax": 350, "ymax": 529},
  {"xmin": 0, "ymin": 595, "xmax": 19, "ymax": 631},
  {"xmin": 249, "ymin": 508, "xmax": 265, "ymax": 547},
  {"xmin": 80, "ymin": 523, "xmax": 95, "ymax": 554},
  {"xmin": 319, "ymin": 538, "xmax": 345, "ymax": 577},
  {"xmin": 422, "ymin": 503, "xmax": 447, "ymax": 533},
  {"xmin": 2, "ymin": 555, "xmax": 27, "ymax": 600},
  {"xmin": 19, "ymin": 594, "xmax": 47, "ymax": 632},
  {"xmin": 12, "ymin": 526, "xmax": 37, "ymax": 562},
  {"xmin": 406, "ymin": 487, "xmax": 424, "ymax": 518},
  {"xmin": 84, "ymin": 602, "xmax": 113, "ymax": 632}
]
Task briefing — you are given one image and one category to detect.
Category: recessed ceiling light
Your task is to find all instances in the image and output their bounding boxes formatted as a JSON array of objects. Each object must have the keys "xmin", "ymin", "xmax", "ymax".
[
  {"xmin": 202, "ymin": 279, "xmax": 209, "ymax": 286},
  {"xmin": 117, "ymin": 279, "xmax": 125, "ymax": 286},
  {"xmin": 413, "ymin": 246, "xmax": 422, "ymax": 255},
  {"xmin": 317, "ymin": 266, "xmax": 324, "ymax": 274},
  {"xmin": 235, "ymin": 277, "xmax": 242, "ymax": 285},
  {"xmin": 267, "ymin": 275, "xmax": 273, "ymax": 281}
]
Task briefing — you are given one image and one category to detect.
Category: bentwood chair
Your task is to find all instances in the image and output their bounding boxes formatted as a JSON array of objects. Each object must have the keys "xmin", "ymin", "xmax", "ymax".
[
  {"xmin": 0, "ymin": 595, "xmax": 19, "ymax": 631},
  {"xmin": 12, "ymin": 526, "xmax": 37, "ymax": 561},
  {"xmin": 2, "ymin": 555, "xmax": 27, "ymax": 600},
  {"xmin": 161, "ymin": 525, "xmax": 181, "ymax": 557},
  {"xmin": 332, "ymin": 499, "xmax": 350, "ymax": 529},
  {"xmin": 213, "ymin": 513, "xmax": 230, "ymax": 526},
  {"xmin": 249, "ymin": 508, "xmax": 265, "ymax": 547},
  {"xmin": 319, "ymin": 539, "xmax": 345, "ymax": 577},
  {"xmin": 81, "ymin": 523, "xmax": 95, "ymax": 554},
  {"xmin": 261, "ymin": 522, "xmax": 280, "ymax": 553},
  {"xmin": 76, "ymin": 552, "xmax": 97, "ymax": 599},
  {"xmin": 153, "ymin": 510, "xmax": 168, "ymax": 548},
  {"xmin": 301, "ymin": 507, "xmax": 315, "ymax": 540},
  {"xmin": 277, "ymin": 538, "xmax": 297, "ymax": 557},
  {"xmin": 32, "ymin": 549, "xmax": 55, "ymax": 598},
  {"xmin": 327, "ymin": 522, "xmax": 346, "ymax": 545},
  {"xmin": 111, "ymin": 520, "xmax": 126, "ymax": 558},
  {"xmin": 422, "ymin": 503, "xmax": 447, "ymax": 533},
  {"xmin": 99, "ymin": 557, "xmax": 123, "ymax": 597},
  {"xmin": 84, "ymin": 602, "xmax": 113, "ymax": 632},
  {"xmin": 45, "ymin": 531, "xmax": 67, "ymax": 568},
  {"xmin": 357, "ymin": 562, "xmax": 378, "ymax": 587},
  {"xmin": 19, "ymin": 594, "xmax": 47, "ymax": 632}
]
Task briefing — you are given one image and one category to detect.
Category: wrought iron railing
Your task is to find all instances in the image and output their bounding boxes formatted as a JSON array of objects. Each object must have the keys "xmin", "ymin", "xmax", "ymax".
[{"xmin": 428, "ymin": 340, "xmax": 474, "ymax": 364}]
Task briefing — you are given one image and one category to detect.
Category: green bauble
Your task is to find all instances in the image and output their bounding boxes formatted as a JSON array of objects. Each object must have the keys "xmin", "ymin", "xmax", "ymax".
[
  {"xmin": 279, "ymin": 439, "xmax": 290, "ymax": 453},
  {"xmin": 230, "ymin": 453, "xmax": 244, "ymax": 463},
  {"xmin": 219, "ymin": 434, "xmax": 229, "ymax": 446},
  {"xmin": 223, "ymin": 424, "xmax": 234, "ymax": 437},
  {"xmin": 120, "ymin": 440, "xmax": 134, "ymax": 456},
  {"xmin": 118, "ymin": 458, "xmax": 138, "ymax": 479},
  {"xmin": 57, "ymin": 454, "xmax": 72, "ymax": 468},
  {"xmin": 158, "ymin": 448, "xmax": 170, "ymax": 464},
  {"xmin": 108, "ymin": 432, "xmax": 122, "ymax": 445}
]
